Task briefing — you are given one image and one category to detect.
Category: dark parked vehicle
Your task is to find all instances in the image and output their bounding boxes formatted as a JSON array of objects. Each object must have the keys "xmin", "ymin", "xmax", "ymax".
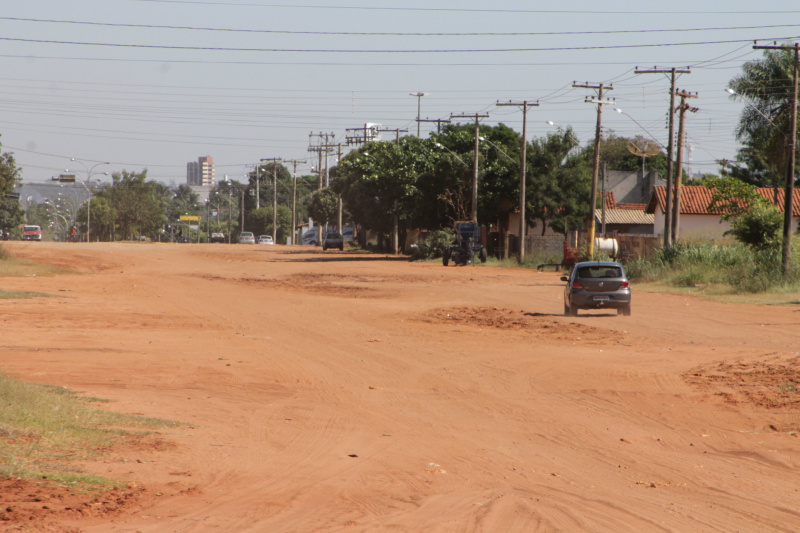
[
  {"xmin": 443, "ymin": 221, "xmax": 487, "ymax": 266},
  {"xmin": 562, "ymin": 261, "xmax": 631, "ymax": 316},
  {"xmin": 210, "ymin": 232, "xmax": 226, "ymax": 243},
  {"xmin": 322, "ymin": 231, "xmax": 344, "ymax": 251}
]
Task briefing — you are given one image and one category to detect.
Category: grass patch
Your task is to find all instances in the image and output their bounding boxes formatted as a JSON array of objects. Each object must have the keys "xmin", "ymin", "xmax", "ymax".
[
  {"xmin": 0, "ymin": 289, "xmax": 56, "ymax": 299},
  {"xmin": 0, "ymin": 371, "xmax": 184, "ymax": 486},
  {"xmin": 0, "ymin": 246, "xmax": 68, "ymax": 277}
]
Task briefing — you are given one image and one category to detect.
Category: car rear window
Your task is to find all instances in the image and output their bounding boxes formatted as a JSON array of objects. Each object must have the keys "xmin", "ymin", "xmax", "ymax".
[{"xmin": 577, "ymin": 266, "xmax": 622, "ymax": 278}]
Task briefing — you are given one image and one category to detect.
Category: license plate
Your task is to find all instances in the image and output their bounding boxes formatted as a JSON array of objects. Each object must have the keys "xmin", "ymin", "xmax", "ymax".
[{"xmin": 593, "ymin": 296, "xmax": 610, "ymax": 301}]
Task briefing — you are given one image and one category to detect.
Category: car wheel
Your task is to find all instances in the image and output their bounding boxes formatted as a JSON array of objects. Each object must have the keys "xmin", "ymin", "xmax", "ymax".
[
  {"xmin": 322, "ymin": 244, "xmax": 327, "ymax": 251},
  {"xmin": 479, "ymin": 247, "xmax": 488, "ymax": 263},
  {"xmin": 565, "ymin": 300, "xmax": 577, "ymax": 316},
  {"xmin": 339, "ymin": 245, "xmax": 344, "ymax": 251},
  {"xmin": 619, "ymin": 304, "xmax": 631, "ymax": 316}
]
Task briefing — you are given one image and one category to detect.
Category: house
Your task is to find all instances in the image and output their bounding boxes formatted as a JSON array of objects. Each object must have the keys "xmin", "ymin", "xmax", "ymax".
[
  {"xmin": 646, "ymin": 185, "xmax": 800, "ymax": 240},
  {"xmin": 595, "ymin": 192, "xmax": 654, "ymax": 235}
]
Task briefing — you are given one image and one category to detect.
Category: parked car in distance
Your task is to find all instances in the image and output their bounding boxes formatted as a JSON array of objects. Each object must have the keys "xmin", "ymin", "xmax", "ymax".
[
  {"xmin": 322, "ymin": 231, "xmax": 344, "ymax": 251},
  {"xmin": 238, "ymin": 231, "xmax": 256, "ymax": 244},
  {"xmin": 562, "ymin": 261, "xmax": 631, "ymax": 316},
  {"xmin": 210, "ymin": 232, "xmax": 226, "ymax": 243},
  {"xmin": 257, "ymin": 235, "xmax": 274, "ymax": 245},
  {"xmin": 302, "ymin": 229, "xmax": 319, "ymax": 245},
  {"xmin": 22, "ymin": 225, "xmax": 42, "ymax": 241}
]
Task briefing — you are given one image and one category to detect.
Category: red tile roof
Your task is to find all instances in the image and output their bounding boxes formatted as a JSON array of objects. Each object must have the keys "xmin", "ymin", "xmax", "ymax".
[{"xmin": 646, "ymin": 185, "xmax": 800, "ymax": 216}]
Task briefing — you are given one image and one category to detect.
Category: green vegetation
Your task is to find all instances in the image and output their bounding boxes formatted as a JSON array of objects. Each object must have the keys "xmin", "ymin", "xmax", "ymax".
[
  {"xmin": 0, "ymin": 371, "xmax": 181, "ymax": 485},
  {"xmin": 0, "ymin": 247, "xmax": 66, "ymax": 278},
  {"xmin": 625, "ymin": 240, "xmax": 800, "ymax": 295}
]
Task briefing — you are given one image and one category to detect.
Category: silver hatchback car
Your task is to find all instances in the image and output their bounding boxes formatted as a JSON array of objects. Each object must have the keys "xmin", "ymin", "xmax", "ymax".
[{"xmin": 562, "ymin": 261, "xmax": 631, "ymax": 316}]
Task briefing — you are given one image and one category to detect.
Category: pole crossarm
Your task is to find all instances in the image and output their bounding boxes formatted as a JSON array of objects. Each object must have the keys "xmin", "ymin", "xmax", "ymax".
[
  {"xmin": 450, "ymin": 112, "xmax": 490, "ymax": 223},
  {"xmin": 417, "ymin": 117, "xmax": 451, "ymax": 134},
  {"xmin": 573, "ymin": 82, "xmax": 613, "ymax": 259},
  {"xmin": 634, "ymin": 66, "xmax": 691, "ymax": 247},
  {"xmin": 496, "ymin": 100, "xmax": 539, "ymax": 263}
]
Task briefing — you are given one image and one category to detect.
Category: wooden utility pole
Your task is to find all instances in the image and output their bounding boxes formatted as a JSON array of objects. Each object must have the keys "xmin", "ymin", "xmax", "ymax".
[
  {"xmin": 260, "ymin": 157, "xmax": 282, "ymax": 242},
  {"xmin": 671, "ymin": 90, "xmax": 699, "ymax": 242},
  {"xmin": 496, "ymin": 99, "xmax": 539, "ymax": 263},
  {"xmin": 574, "ymin": 82, "xmax": 614, "ymax": 259},
  {"xmin": 754, "ymin": 42, "xmax": 799, "ymax": 274},
  {"xmin": 417, "ymin": 117, "xmax": 451, "ymax": 134},
  {"xmin": 450, "ymin": 112, "xmax": 490, "ymax": 222},
  {"xmin": 635, "ymin": 67, "xmax": 691, "ymax": 246},
  {"xmin": 284, "ymin": 159, "xmax": 306, "ymax": 245}
]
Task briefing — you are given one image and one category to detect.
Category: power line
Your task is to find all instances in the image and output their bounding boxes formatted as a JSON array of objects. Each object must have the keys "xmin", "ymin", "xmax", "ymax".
[
  {"xmin": 4, "ymin": 16, "xmax": 798, "ymax": 37},
  {"xmin": 3, "ymin": 35, "xmax": 799, "ymax": 53}
]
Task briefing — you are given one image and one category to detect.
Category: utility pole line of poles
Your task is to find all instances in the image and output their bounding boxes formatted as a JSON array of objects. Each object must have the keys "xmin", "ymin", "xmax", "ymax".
[
  {"xmin": 254, "ymin": 162, "xmax": 262, "ymax": 210},
  {"xmin": 417, "ymin": 117, "xmax": 451, "ymax": 134},
  {"xmin": 308, "ymin": 132, "xmax": 335, "ymax": 189},
  {"xmin": 671, "ymin": 90, "xmax": 698, "ymax": 243},
  {"xmin": 634, "ymin": 66, "xmax": 691, "ymax": 247},
  {"xmin": 496, "ymin": 99, "xmax": 539, "ymax": 264},
  {"xmin": 410, "ymin": 92, "xmax": 427, "ymax": 137},
  {"xmin": 574, "ymin": 81, "xmax": 614, "ymax": 259},
  {"xmin": 377, "ymin": 127, "xmax": 408, "ymax": 144},
  {"xmin": 753, "ymin": 42, "xmax": 799, "ymax": 274},
  {"xmin": 260, "ymin": 157, "xmax": 282, "ymax": 242},
  {"xmin": 451, "ymin": 112, "xmax": 490, "ymax": 222},
  {"xmin": 283, "ymin": 159, "xmax": 306, "ymax": 245}
]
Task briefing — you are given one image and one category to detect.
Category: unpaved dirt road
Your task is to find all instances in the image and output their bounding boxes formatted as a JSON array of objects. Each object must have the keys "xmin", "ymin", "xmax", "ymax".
[{"xmin": 2, "ymin": 241, "xmax": 800, "ymax": 533}]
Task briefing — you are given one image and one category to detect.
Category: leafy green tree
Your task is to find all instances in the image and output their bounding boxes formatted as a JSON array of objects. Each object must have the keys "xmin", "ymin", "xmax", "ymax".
[
  {"xmin": 307, "ymin": 188, "xmax": 339, "ymax": 228},
  {"xmin": 527, "ymin": 128, "xmax": 592, "ymax": 235},
  {"xmin": 706, "ymin": 176, "xmax": 782, "ymax": 249},
  {"xmin": 0, "ymin": 144, "xmax": 21, "ymax": 200},
  {"xmin": 0, "ymin": 198, "xmax": 24, "ymax": 236},
  {"xmin": 96, "ymin": 170, "xmax": 166, "ymax": 240},
  {"xmin": 728, "ymin": 46, "xmax": 800, "ymax": 183},
  {"xmin": 77, "ymin": 196, "xmax": 115, "ymax": 242}
]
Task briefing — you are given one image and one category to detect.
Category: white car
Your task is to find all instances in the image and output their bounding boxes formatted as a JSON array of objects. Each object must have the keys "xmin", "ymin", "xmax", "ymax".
[
  {"xmin": 258, "ymin": 235, "xmax": 274, "ymax": 245},
  {"xmin": 238, "ymin": 232, "xmax": 256, "ymax": 244}
]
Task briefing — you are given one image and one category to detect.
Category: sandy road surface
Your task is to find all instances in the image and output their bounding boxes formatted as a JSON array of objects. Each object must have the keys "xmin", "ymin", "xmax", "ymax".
[{"xmin": 2, "ymin": 241, "xmax": 800, "ymax": 533}]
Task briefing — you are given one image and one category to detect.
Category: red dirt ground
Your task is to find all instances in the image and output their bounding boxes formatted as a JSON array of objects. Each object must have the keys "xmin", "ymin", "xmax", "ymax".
[{"xmin": 2, "ymin": 241, "xmax": 800, "ymax": 533}]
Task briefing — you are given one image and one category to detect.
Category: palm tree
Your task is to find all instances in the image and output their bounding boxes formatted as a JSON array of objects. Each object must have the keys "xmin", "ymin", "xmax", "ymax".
[{"xmin": 728, "ymin": 47, "xmax": 799, "ymax": 180}]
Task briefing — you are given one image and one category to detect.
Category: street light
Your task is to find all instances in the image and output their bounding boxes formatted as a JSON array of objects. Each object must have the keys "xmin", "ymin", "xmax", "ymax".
[
  {"xmin": 67, "ymin": 158, "xmax": 110, "ymax": 242},
  {"xmin": 410, "ymin": 92, "xmax": 427, "ymax": 137},
  {"xmin": 433, "ymin": 142, "xmax": 469, "ymax": 167}
]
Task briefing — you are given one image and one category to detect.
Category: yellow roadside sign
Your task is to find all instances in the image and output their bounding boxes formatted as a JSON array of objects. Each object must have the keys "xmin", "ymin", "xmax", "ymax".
[{"xmin": 180, "ymin": 216, "xmax": 201, "ymax": 221}]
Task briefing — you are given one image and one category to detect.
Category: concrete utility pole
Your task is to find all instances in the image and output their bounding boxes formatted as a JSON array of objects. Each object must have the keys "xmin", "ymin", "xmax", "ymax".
[
  {"xmin": 410, "ymin": 92, "xmax": 427, "ymax": 137},
  {"xmin": 635, "ymin": 67, "xmax": 691, "ymax": 247},
  {"xmin": 283, "ymin": 159, "xmax": 306, "ymax": 245},
  {"xmin": 574, "ymin": 82, "xmax": 614, "ymax": 259},
  {"xmin": 671, "ymin": 90, "xmax": 698, "ymax": 242},
  {"xmin": 753, "ymin": 42, "xmax": 799, "ymax": 274},
  {"xmin": 261, "ymin": 157, "xmax": 282, "ymax": 242},
  {"xmin": 254, "ymin": 163, "xmax": 262, "ymax": 210},
  {"xmin": 496, "ymin": 100, "xmax": 539, "ymax": 264},
  {"xmin": 417, "ymin": 117, "xmax": 451, "ymax": 134},
  {"xmin": 308, "ymin": 132, "xmax": 335, "ymax": 189},
  {"xmin": 451, "ymin": 112, "xmax": 490, "ymax": 222}
]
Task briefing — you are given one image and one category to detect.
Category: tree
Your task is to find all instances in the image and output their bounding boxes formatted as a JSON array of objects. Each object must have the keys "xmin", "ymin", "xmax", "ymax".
[
  {"xmin": 0, "ymin": 144, "xmax": 21, "ymax": 200},
  {"xmin": 307, "ymin": 188, "xmax": 339, "ymax": 228},
  {"xmin": 705, "ymin": 176, "xmax": 782, "ymax": 249},
  {"xmin": 526, "ymin": 128, "xmax": 592, "ymax": 235},
  {"xmin": 96, "ymin": 170, "xmax": 166, "ymax": 240},
  {"xmin": 728, "ymin": 46, "xmax": 800, "ymax": 183},
  {"xmin": 0, "ymin": 197, "xmax": 24, "ymax": 236}
]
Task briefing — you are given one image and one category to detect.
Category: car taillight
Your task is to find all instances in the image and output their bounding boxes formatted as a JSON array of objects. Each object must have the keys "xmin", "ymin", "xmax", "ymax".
[
  {"xmin": 571, "ymin": 280, "xmax": 583, "ymax": 289},
  {"xmin": 619, "ymin": 280, "xmax": 629, "ymax": 289}
]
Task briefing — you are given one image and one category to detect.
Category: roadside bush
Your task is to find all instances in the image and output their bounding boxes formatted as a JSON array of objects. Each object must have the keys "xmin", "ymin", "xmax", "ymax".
[{"xmin": 412, "ymin": 229, "xmax": 454, "ymax": 260}]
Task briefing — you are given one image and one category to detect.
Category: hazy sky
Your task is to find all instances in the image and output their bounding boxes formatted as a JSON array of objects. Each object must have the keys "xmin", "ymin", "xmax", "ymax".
[{"xmin": 2, "ymin": 1, "xmax": 799, "ymax": 186}]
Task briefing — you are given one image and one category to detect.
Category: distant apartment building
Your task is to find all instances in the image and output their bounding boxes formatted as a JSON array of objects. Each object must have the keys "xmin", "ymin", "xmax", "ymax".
[{"xmin": 186, "ymin": 156, "xmax": 215, "ymax": 186}]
